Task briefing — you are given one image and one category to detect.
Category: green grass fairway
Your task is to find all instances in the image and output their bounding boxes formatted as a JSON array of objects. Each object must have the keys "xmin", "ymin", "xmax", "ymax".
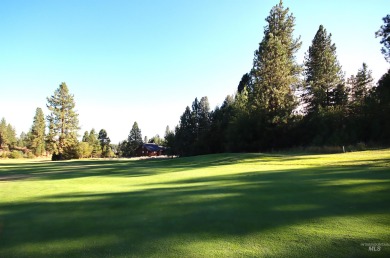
[{"xmin": 1, "ymin": 150, "xmax": 390, "ymax": 257}]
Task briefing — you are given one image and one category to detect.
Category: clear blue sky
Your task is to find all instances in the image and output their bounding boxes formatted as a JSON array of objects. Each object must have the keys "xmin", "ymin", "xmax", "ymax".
[{"xmin": 1, "ymin": 0, "xmax": 388, "ymax": 143}]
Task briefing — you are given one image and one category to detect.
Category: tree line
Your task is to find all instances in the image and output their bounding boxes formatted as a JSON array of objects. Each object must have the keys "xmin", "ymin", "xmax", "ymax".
[
  {"xmin": 1, "ymin": 1, "xmax": 389, "ymax": 159},
  {"xmin": 0, "ymin": 83, "xmax": 110, "ymax": 159},
  {"xmin": 166, "ymin": 2, "xmax": 390, "ymax": 156},
  {"xmin": 0, "ymin": 81, "xmax": 168, "ymax": 159}
]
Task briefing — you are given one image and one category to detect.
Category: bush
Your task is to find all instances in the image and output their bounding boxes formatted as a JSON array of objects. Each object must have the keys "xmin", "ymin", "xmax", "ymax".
[
  {"xmin": 78, "ymin": 142, "xmax": 93, "ymax": 158},
  {"xmin": 51, "ymin": 153, "xmax": 63, "ymax": 161},
  {"xmin": 346, "ymin": 142, "xmax": 367, "ymax": 152},
  {"xmin": 25, "ymin": 152, "xmax": 35, "ymax": 159},
  {"xmin": 305, "ymin": 146, "xmax": 343, "ymax": 154},
  {"xmin": 1, "ymin": 151, "xmax": 8, "ymax": 159},
  {"xmin": 9, "ymin": 150, "xmax": 23, "ymax": 159},
  {"xmin": 356, "ymin": 142, "xmax": 367, "ymax": 151}
]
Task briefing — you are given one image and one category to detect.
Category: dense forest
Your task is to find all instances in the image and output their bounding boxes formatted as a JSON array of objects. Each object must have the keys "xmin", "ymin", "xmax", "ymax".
[
  {"xmin": 170, "ymin": 3, "xmax": 390, "ymax": 156},
  {"xmin": 1, "ymin": 1, "xmax": 389, "ymax": 159}
]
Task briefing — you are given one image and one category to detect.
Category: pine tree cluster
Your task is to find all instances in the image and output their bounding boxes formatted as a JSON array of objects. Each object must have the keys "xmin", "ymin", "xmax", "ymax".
[{"xmin": 167, "ymin": 2, "xmax": 390, "ymax": 156}]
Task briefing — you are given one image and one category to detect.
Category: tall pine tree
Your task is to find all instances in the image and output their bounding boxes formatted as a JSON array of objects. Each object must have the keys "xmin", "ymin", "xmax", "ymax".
[
  {"xmin": 46, "ymin": 82, "xmax": 80, "ymax": 160},
  {"xmin": 304, "ymin": 25, "xmax": 344, "ymax": 112},
  {"xmin": 196, "ymin": 96, "xmax": 211, "ymax": 154},
  {"xmin": 127, "ymin": 122, "xmax": 142, "ymax": 156},
  {"xmin": 164, "ymin": 125, "xmax": 175, "ymax": 155},
  {"xmin": 98, "ymin": 129, "xmax": 111, "ymax": 157},
  {"xmin": 0, "ymin": 118, "xmax": 8, "ymax": 149},
  {"xmin": 87, "ymin": 129, "xmax": 101, "ymax": 158},
  {"xmin": 175, "ymin": 106, "xmax": 193, "ymax": 156},
  {"xmin": 30, "ymin": 107, "xmax": 46, "ymax": 156},
  {"xmin": 82, "ymin": 131, "xmax": 90, "ymax": 142},
  {"xmin": 243, "ymin": 1, "xmax": 302, "ymax": 150},
  {"xmin": 371, "ymin": 68, "xmax": 390, "ymax": 143},
  {"xmin": 250, "ymin": 0, "xmax": 301, "ymax": 124},
  {"xmin": 351, "ymin": 63, "xmax": 373, "ymax": 105},
  {"xmin": 1, "ymin": 121, "xmax": 17, "ymax": 150}
]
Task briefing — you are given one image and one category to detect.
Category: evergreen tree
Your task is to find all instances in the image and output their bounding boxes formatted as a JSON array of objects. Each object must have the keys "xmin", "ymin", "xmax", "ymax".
[
  {"xmin": 376, "ymin": 69, "xmax": 390, "ymax": 104},
  {"xmin": 175, "ymin": 106, "xmax": 194, "ymax": 156},
  {"xmin": 376, "ymin": 14, "xmax": 390, "ymax": 62},
  {"xmin": 240, "ymin": 1, "xmax": 302, "ymax": 150},
  {"xmin": 98, "ymin": 129, "xmax": 111, "ymax": 157},
  {"xmin": 127, "ymin": 122, "xmax": 143, "ymax": 156},
  {"xmin": 351, "ymin": 63, "xmax": 373, "ymax": 104},
  {"xmin": 78, "ymin": 142, "xmax": 93, "ymax": 158},
  {"xmin": 46, "ymin": 120, "xmax": 57, "ymax": 154},
  {"xmin": 118, "ymin": 140, "xmax": 129, "ymax": 157},
  {"xmin": 82, "ymin": 131, "xmax": 89, "ymax": 142},
  {"xmin": 174, "ymin": 97, "xmax": 212, "ymax": 156},
  {"xmin": 302, "ymin": 25, "xmax": 348, "ymax": 147},
  {"xmin": 164, "ymin": 125, "xmax": 175, "ymax": 155},
  {"xmin": 16, "ymin": 132, "xmax": 29, "ymax": 148},
  {"xmin": 345, "ymin": 63, "xmax": 374, "ymax": 144},
  {"xmin": 0, "ymin": 118, "xmax": 8, "ymax": 149},
  {"xmin": 237, "ymin": 73, "xmax": 251, "ymax": 94},
  {"xmin": 198, "ymin": 97, "xmax": 211, "ymax": 133},
  {"xmin": 110, "ymin": 143, "xmax": 119, "ymax": 156},
  {"xmin": 88, "ymin": 129, "xmax": 101, "ymax": 158},
  {"xmin": 98, "ymin": 129, "xmax": 110, "ymax": 147},
  {"xmin": 196, "ymin": 96, "xmax": 211, "ymax": 154},
  {"xmin": 191, "ymin": 98, "xmax": 200, "ymax": 141},
  {"xmin": 304, "ymin": 25, "xmax": 344, "ymax": 112},
  {"xmin": 46, "ymin": 82, "xmax": 80, "ymax": 160},
  {"xmin": 209, "ymin": 95, "xmax": 236, "ymax": 153},
  {"xmin": 6, "ymin": 124, "xmax": 17, "ymax": 148},
  {"xmin": 226, "ymin": 88, "xmax": 263, "ymax": 152},
  {"xmin": 0, "ymin": 118, "xmax": 18, "ymax": 151},
  {"xmin": 346, "ymin": 75, "xmax": 356, "ymax": 97},
  {"xmin": 164, "ymin": 126, "xmax": 172, "ymax": 141},
  {"xmin": 332, "ymin": 82, "xmax": 349, "ymax": 107},
  {"xmin": 372, "ymin": 68, "xmax": 390, "ymax": 143},
  {"xmin": 30, "ymin": 107, "xmax": 46, "ymax": 156},
  {"xmin": 149, "ymin": 134, "xmax": 163, "ymax": 145},
  {"xmin": 250, "ymin": 0, "xmax": 301, "ymax": 124}
]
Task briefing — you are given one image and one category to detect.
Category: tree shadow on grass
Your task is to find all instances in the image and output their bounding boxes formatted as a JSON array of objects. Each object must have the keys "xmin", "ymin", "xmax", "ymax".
[
  {"xmin": 0, "ymin": 160, "xmax": 389, "ymax": 257},
  {"xmin": 0, "ymin": 153, "xmax": 328, "ymax": 182},
  {"xmin": 0, "ymin": 159, "xmax": 169, "ymax": 181}
]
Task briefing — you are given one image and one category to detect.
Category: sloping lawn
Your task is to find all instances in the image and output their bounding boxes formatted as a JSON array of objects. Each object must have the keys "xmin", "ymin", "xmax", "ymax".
[{"xmin": 0, "ymin": 150, "xmax": 389, "ymax": 257}]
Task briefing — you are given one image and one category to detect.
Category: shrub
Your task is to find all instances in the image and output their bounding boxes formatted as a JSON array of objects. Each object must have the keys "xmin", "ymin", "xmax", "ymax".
[
  {"xmin": 9, "ymin": 150, "xmax": 23, "ymax": 159},
  {"xmin": 1, "ymin": 151, "xmax": 8, "ymax": 159},
  {"xmin": 356, "ymin": 142, "xmax": 367, "ymax": 151},
  {"xmin": 25, "ymin": 152, "xmax": 35, "ymax": 159},
  {"xmin": 78, "ymin": 142, "xmax": 93, "ymax": 158},
  {"xmin": 345, "ymin": 142, "xmax": 368, "ymax": 152},
  {"xmin": 305, "ymin": 146, "xmax": 343, "ymax": 154}
]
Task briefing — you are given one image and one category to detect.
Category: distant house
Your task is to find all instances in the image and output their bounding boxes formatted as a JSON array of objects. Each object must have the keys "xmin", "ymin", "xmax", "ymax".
[{"xmin": 136, "ymin": 143, "xmax": 166, "ymax": 157}]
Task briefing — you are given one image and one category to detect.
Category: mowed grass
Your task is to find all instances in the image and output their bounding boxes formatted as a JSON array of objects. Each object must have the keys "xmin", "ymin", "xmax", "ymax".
[{"xmin": 0, "ymin": 150, "xmax": 390, "ymax": 257}]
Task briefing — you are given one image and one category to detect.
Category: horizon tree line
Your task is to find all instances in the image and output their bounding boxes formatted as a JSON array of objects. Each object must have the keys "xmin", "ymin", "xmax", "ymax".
[{"xmin": 167, "ymin": 1, "xmax": 390, "ymax": 156}]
